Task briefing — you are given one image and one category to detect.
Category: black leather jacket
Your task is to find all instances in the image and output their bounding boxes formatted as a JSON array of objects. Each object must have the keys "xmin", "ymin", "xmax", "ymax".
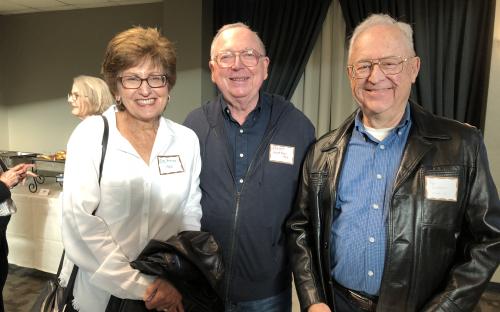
[
  {"xmin": 106, "ymin": 231, "xmax": 224, "ymax": 312},
  {"xmin": 287, "ymin": 103, "xmax": 500, "ymax": 311}
]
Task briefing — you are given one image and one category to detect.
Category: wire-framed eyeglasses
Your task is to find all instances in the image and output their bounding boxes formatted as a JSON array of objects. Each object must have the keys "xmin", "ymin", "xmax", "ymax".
[
  {"xmin": 348, "ymin": 56, "xmax": 414, "ymax": 79},
  {"xmin": 68, "ymin": 92, "xmax": 83, "ymax": 102},
  {"xmin": 119, "ymin": 74, "xmax": 168, "ymax": 89},
  {"xmin": 214, "ymin": 49, "xmax": 265, "ymax": 68}
]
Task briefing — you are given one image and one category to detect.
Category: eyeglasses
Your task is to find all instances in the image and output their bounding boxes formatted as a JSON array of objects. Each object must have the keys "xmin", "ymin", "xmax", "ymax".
[
  {"xmin": 67, "ymin": 92, "xmax": 82, "ymax": 102},
  {"xmin": 348, "ymin": 56, "xmax": 413, "ymax": 79},
  {"xmin": 119, "ymin": 74, "xmax": 168, "ymax": 89},
  {"xmin": 214, "ymin": 49, "xmax": 265, "ymax": 68}
]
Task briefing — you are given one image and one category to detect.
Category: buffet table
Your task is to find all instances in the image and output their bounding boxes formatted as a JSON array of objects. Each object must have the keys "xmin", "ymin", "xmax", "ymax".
[{"xmin": 6, "ymin": 182, "xmax": 63, "ymax": 274}]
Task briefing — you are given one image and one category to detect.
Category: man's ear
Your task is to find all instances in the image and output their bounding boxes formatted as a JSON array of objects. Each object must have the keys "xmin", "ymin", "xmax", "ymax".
[
  {"xmin": 209, "ymin": 60, "xmax": 216, "ymax": 83},
  {"xmin": 262, "ymin": 56, "xmax": 270, "ymax": 80},
  {"xmin": 410, "ymin": 56, "xmax": 421, "ymax": 83}
]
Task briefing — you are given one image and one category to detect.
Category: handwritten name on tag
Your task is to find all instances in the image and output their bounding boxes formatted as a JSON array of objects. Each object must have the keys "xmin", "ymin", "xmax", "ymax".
[
  {"xmin": 425, "ymin": 176, "xmax": 458, "ymax": 202},
  {"xmin": 158, "ymin": 155, "xmax": 184, "ymax": 175},
  {"xmin": 269, "ymin": 144, "xmax": 295, "ymax": 165}
]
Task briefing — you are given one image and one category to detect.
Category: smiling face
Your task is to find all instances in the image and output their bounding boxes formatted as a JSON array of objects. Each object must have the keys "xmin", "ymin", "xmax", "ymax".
[
  {"xmin": 209, "ymin": 27, "xmax": 269, "ymax": 108},
  {"xmin": 348, "ymin": 24, "xmax": 420, "ymax": 128},
  {"xmin": 117, "ymin": 58, "xmax": 168, "ymax": 123}
]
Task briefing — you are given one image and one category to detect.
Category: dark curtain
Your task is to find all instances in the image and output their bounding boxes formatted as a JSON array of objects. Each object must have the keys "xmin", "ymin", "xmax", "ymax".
[
  {"xmin": 213, "ymin": 0, "xmax": 332, "ymax": 99},
  {"xmin": 338, "ymin": 0, "xmax": 496, "ymax": 130}
]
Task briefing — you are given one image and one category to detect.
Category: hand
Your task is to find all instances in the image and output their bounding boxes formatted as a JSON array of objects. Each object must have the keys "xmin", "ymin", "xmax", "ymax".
[
  {"xmin": 308, "ymin": 303, "xmax": 332, "ymax": 312},
  {"xmin": 143, "ymin": 278, "xmax": 184, "ymax": 312},
  {"xmin": 0, "ymin": 163, "xmax": 36, "ymax": 189}
]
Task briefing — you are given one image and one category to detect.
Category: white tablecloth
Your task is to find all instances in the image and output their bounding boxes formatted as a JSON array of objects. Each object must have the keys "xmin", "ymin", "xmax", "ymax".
[{"xmin": 6, "ymin": 182, "xmax": 63, "ymax": 274}]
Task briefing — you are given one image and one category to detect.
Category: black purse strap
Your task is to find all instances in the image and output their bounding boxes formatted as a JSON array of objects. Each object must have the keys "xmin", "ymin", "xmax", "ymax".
[
  {"xmin": 98, "ymin": 115, "xmax": 109, "ymax": 187},
  {"xmin": 61, "ymin": 115, "xmax": 109, "ymax": 304}
]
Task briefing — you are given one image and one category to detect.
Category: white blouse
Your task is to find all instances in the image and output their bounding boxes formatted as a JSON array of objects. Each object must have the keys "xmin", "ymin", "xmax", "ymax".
[{"xmin": 62, "ymin": 106, "xmax": 202, "ymax": 312}]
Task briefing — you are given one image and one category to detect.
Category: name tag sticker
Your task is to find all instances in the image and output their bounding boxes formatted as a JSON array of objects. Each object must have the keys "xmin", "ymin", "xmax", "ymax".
[
  {"xmin": 269, "ymin": 144, "xmax": 295, "ymax": 165},
  {"xmin": 158, "ymin": 155, "xmax": 184, "ymax": 175},
  {"xmin": 425, "ymin": 176, "xmax": 458, "ymax": 202}
]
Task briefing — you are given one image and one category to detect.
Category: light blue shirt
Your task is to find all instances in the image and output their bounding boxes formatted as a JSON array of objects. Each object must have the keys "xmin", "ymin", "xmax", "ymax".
[{"xmin": 331, "ymin": 105, "xmax": 411, "ymax": 295}]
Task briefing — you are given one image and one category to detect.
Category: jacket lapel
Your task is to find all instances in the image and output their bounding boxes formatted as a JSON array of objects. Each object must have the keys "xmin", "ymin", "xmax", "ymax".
[{"xmin": 393, "ymin": 102, "xmax": 450, "ymax": 191}]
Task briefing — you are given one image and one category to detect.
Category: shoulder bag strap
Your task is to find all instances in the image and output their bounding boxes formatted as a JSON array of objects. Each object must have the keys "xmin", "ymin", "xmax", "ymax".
[{"xmin": 61, "ymin": 115, "xmax": 109, "ymax": 305}]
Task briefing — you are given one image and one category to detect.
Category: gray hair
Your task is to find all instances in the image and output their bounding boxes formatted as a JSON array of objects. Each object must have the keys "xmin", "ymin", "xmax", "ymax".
[
  {"xmin": 348, "ymin": 14, "xmax": 415, "ymax": 60},
  {"xmin": 210, "ymin": 22, "xmax": 266, "ymax": 60}
]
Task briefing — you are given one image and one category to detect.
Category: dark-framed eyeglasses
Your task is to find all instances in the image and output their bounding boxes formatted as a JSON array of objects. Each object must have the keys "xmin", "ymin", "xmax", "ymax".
[
  {"xmin": 119, "ymin": 74, "xmax": 168, "ymax": 89},
  {"xmin": 214, "ymin": 49, "xmax": 265, "ymax": 68},
  {"xmin": 347, "ymin": 56, "xmax": 414, "ymax": 79}
]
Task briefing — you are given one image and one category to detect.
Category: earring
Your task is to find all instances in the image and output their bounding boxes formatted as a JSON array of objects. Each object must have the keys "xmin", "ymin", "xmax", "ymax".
[{"xmin": 115, "ymin": 97, "xmax": 125, "ymax": 111}]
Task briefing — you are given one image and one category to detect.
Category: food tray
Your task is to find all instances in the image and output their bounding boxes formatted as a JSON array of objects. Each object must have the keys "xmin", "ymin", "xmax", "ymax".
[{"xmin": 0, "ymin": 151, "xmax": 37, "ymax": 168}]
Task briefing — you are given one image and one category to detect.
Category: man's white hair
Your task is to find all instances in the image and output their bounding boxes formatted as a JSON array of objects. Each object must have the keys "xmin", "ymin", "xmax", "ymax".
[
  {"xmin": 210, "ymin": 22, "xmax": 266, "ymax": 60},
  {"xmin": 348, "ymin": 14, "xmax": 415, "ymax": 61}
]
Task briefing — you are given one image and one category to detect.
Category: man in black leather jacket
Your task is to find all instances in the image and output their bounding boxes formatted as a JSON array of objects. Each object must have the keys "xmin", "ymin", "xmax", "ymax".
[{"xmin": 287, "ymin": 14, "xmax": 500, "ymax": 312}]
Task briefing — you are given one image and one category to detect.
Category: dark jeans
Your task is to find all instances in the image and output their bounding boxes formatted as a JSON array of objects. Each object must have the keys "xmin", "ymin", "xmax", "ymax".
[
  {"xmin": 225, "ymin": 288, "xmax": 292, "ymax": 312},
  {"xmin": 0, "ymin": 215, "xmax": 11, "ymax": 312}
]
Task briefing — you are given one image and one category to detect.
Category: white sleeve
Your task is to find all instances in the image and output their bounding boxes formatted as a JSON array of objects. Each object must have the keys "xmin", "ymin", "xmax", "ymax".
[
  {"xmin": 61, "ymin": 117, "xmax": 154, "ymax": 300},
  {"xmin": 179, "ymin": 131, "xmax": 202, "ymax": 232}
]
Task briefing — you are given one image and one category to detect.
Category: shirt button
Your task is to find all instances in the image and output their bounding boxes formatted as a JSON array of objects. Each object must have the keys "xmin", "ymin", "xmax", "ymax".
[
  {"xmin": 368, "ymin": 270, "xmax": 374, "ymax": 277},
  {"xmin": 239, "ymin": 129, "xmax": 244, "ymax": 134},
  {"xmin": 398, "ymin": 131, "xmax": 402, "ymax": 136},
  {"xmin": 369, "ymin": 237, "xmax": 375, "ymax": 243},
  {"xmin": 372, "ymin": 204, "xmax": 379, "ymax": 209},
  {"xmin": 380, "ymin": 145, "xmax": 385, "ymax": 150},
  {"xmin": 239, "ymin": 153, "xmax": 244, "ymax": 158},
  {"xmin": 239, "ymin": 178, "xmax": 244, "ymax": 184},
  {"xmin": 376, "ymin": 174, "xmax": 382, "ymax": 179}
]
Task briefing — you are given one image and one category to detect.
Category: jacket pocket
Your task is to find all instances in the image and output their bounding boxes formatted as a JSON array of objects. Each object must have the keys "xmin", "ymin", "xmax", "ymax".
[
  {"xmin": 414, "ymin": 224, "xmax": 456, "ymax": 302},
  {"xmin": 237, "ymin": 225, "xmax": 282, "ymax": 282}
]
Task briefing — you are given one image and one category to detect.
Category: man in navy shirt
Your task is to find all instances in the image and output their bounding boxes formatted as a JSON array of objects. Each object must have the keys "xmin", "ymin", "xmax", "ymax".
[
  {"xmin": 288, "ymin": 14, "xmax": 500, "ymax": 312},
  {"xmin": 184, "ymin": 23, "xmax": 315, "ymax": 312}
]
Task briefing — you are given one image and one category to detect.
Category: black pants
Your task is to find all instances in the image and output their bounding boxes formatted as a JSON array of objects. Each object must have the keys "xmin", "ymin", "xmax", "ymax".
[{"xmin": 0, "ymin": 215, "xmax": 11, "ymax": 312}]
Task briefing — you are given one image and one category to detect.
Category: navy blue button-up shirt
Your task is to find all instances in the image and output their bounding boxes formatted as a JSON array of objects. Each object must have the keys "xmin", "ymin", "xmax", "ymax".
[
  {"xmin": 331, "ymin": 105, "xmax": 411, "ymax": 295},
  {"xmin": 222, "ymin": 96, "xmax": 271, "ymax": 191}
]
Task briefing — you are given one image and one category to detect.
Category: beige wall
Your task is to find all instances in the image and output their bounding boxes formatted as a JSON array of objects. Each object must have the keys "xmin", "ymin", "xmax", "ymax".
[
  {"xmin": 0, "ymin": 105, "xmax": 7, "ymax": 149},
  {"xmin": 162, "ymin": 0, "xmax": 211, "ymax": 122},
  {"xmin": 483, "ymin": 1, "xmax": 500, "ymax": 283},
  {"xmin": 0, "ymin": 0, "xmax": 208, "ymax": 154}
]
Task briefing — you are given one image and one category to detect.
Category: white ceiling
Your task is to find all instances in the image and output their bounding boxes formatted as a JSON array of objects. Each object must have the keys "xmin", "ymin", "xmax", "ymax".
[{"xmin": 0, "ymin": 0, "xmax": 161, "ymax": 15}]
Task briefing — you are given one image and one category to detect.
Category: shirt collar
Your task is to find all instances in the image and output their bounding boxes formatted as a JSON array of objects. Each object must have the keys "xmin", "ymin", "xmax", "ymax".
[
  {"xmin": 354, "ymin": 103, "xmax": 412, "ymax": 135},
  {"xmin": 221, "ymin": 96, "xmax": 263, "ymax": 123}
]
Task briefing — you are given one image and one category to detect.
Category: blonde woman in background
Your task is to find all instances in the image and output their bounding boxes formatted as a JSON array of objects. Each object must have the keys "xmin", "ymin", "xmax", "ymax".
[
  {"xmin": 58, "ymin": 75, "xmax": 114, "ymax": 300},
  {"xmin": 67, "ymin": 75, "xmax": 114, "ymax": 119}
]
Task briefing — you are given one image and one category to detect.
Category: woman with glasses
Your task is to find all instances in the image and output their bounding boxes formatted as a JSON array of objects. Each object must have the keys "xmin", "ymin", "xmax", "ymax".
[
  {"xmin": 61, "ymin": 27, "xmax": 202, "ymax": 312},
  {"xmin": 67, "ymin": 75, "xmax": 113, "ymax": 119}
]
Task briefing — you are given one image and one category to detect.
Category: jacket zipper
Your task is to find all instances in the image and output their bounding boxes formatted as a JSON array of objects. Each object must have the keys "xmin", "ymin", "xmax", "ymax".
[
  {"xmin": 224, "ymin": 192, "xmax": 241, "ymax": 304},
  {"xmin": 224, "ymin": 125, "xmax": 278, "ymax": 303}
]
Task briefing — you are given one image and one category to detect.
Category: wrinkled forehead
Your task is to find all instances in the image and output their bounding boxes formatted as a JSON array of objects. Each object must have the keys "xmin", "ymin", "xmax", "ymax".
[
  {"xmin": 350, "ymin": 25, "xmax": 412, "ymax": 62},
  {"xmin": 214, "ymin": 27, "xmax": 263, "ymax": 53}
]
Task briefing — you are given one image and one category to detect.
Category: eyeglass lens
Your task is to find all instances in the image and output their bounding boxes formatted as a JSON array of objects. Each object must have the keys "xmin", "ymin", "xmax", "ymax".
[
  {"xmin": 120, "ymin": 75, "xmax": 167, "ymax": 89},
  {"xmin": 216, "ymin": 49, "xmax": 262, "ymax": 68},
  {"xmin": 68, "ymin": 93, "xmax": 78, "ymax": 101},
  {"xmin": 352, "ymin": 57, "xmax": 406, "ymax": 78}
]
